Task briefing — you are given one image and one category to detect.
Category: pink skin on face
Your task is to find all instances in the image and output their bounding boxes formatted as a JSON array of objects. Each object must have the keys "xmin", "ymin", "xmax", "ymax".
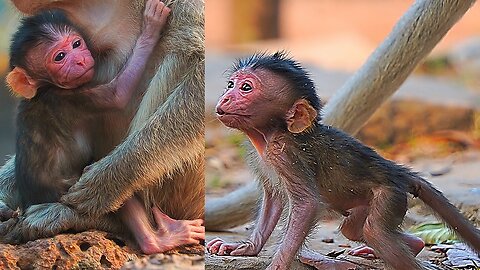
[
  {"xmin": 215, "ymin": 70, "xmax": 260, "ymax": 127},
  {"xmin": 215, "ymin": 69, "xmax": 274, "ymax": 155},
  {"xmin": 45, "ymin": 32, "xmax": 95, "ymax": 89}
]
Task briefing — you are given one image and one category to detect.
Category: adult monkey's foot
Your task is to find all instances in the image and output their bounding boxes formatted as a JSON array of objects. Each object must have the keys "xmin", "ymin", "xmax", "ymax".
[
  {"xmin": 0, "ymin": 201, "xmax": 18, "ymax": 221},
  {"xmin": 299, "ymin": 249, "xmax": 361, "ymax": 270},
  {"xmin": 138, "ymin": 207, "xmax": 205, "ymax": 255}
]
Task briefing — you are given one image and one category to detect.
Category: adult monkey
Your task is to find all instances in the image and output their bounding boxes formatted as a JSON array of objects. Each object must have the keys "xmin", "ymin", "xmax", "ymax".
[{"xmin": 0, "ymin": 0, "xmax": 205, "ymax": 243}]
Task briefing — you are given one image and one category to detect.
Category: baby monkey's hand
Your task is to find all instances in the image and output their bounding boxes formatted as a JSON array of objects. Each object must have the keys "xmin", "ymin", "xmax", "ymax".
[{"xmin": 142, "ymin": 0, "xmax": 171, "ymax": 41}]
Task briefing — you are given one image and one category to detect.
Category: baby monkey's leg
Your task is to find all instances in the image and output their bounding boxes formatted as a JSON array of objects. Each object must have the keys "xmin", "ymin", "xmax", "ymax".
[
  {"xmin": 298, "ymin": 207, "xmax": 367, "ymax": 270},
  {"xmin": 361, "ymin": 187, "xmax": 423, "ymax": 270},
  {"xmin": 340, "ymin": 202, "xmax": 423, "ymax": 260}
]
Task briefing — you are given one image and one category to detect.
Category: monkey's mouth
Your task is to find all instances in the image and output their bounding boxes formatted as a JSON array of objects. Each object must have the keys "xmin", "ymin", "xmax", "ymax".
[
  {"xmin": 75, "ymin": 67, "xmax": 95, "ymax": 80},
  {"xmin": 216, "ymin": 108, "xmax": 249, "ymax": 118},
  {"xmin": 61, "ymin": 67, "xmax": 95, "ymax": 88},
  {"xmin": 216, "ymin": 108, "xmax": 250, "ymax": 127}
]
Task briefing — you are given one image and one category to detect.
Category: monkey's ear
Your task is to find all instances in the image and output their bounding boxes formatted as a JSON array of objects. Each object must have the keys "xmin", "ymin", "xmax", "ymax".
[
  {"xmin": 286, "ymin": 99, "xmax": 317, "ymax": 133},
  {"xmin": 6, "ymin": 67, "xmax": 38, "ymax": 99}
]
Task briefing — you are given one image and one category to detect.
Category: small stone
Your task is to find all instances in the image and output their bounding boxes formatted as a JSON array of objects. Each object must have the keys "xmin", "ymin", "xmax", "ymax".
[{"xmin": 321, "ymin": 238, "xmax": 334, "ymax": 243}]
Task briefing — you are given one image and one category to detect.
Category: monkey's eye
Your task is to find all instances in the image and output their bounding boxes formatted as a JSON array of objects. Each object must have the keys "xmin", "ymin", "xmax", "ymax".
[
  {"xmin": 240, "ymin": 82, "xmax": 252, "ymax": 92},
  {"xmin": 72, "ymin": 40, "xmax": 81, "ymax": 49},
  {"xmin": 227, "ymin": 81, "xmax": 234, "ymax": 89},
  {"xmin": 54, "ymin": 52, "xmax": 66, "ymax": 62}
]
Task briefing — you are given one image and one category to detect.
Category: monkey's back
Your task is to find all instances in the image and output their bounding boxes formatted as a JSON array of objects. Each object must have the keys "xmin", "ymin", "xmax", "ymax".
[
  {"xmin": 286, "ymin": 124, "xmax": 417, "ymax": 210},
  {"xmin": 15, "ymin": 92, "xmax": 94, "ymax": 209}
]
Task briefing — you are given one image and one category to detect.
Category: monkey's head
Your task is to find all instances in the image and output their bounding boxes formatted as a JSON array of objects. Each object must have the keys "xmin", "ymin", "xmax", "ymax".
[
  {"xmin": 6, "ymin": 10, "xmax": 95, "ymax": 99},
  {"xmin": 216, "ymin": 52, "xmax": 322, "ymax": 135}
]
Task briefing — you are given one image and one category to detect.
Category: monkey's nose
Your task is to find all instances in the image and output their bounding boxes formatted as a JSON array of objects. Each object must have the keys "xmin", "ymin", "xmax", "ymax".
[
  {"xmin": 76, "ymin": 58, "xmax": 86, "ymax": 66},
  {"xmin": 216, "ymin": 107, "xmax": 225, "ymax": 115}
]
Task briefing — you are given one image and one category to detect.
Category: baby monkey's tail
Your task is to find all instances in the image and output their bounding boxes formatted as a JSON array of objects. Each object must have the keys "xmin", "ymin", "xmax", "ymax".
[{"xmin": 409, "ymin": 176, "xmax": 480, "ymax": 252}]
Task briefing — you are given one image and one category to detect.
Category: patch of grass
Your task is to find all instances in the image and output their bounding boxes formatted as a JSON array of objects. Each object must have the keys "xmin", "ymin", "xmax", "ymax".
[
  {"xmin": 226, "ymin": 132, "xmax": 246, "ymax": 146},
  {"xmin": 374, "ymin": 140, "xmax": 393, "ymax": 151},
  {"xmin": 417, "ymin": 56, "xmax": 453, "ymax": 75},
  {"xmin": 207, "ymin": 174, "xmax": 227, "ymax": 189},
  {"xmin": 226, "ymin": 132, "xmax": 248, "ymax": 158}
]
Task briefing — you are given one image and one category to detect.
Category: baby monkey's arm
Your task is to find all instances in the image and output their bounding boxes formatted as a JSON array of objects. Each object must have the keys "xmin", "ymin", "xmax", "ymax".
[{"xmin": 85, "ymin": 0, "xmax": 171, "ymax": 109}]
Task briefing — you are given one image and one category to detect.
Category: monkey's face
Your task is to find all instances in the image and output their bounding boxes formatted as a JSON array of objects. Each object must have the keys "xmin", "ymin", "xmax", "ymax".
[
  {"xmin": 43, "ymin": 32, "xmax": 95, "ymax": 89},
  {"xmin": 216, "ymin": 68, "xmax": 290, "ymax": 133}
]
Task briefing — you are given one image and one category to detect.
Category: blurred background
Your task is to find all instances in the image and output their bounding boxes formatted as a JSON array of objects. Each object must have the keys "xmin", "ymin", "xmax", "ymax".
[
  {"xmin": 205, "ymin": 0, "xmax": 480, "ymax": 197},
  {"xmin": 0, "ymin": 1, "xmax": 19, "ymax": 160}
]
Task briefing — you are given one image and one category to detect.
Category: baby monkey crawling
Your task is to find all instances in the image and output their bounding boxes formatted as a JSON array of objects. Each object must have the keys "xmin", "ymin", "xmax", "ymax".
[
  {"xmin": 207, "ymin": 52, "xmax": 480, "ymax": 270},
  {"xmin": 5, "ymin": 0, "xmax": 203, "ymax": 253}
]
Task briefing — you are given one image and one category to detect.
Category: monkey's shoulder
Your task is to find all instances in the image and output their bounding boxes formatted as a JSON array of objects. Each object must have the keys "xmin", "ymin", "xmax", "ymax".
[
  {"xmin": 287, "ymin": 124, "xmax": 372, "ymax": 154},
  {"xmin": 288, "ymin": 124, "xmax": 402, "ymax": 171},
  {"xmin": 312, "ymin": 125, "xmax": 419, "ymax": 184}
]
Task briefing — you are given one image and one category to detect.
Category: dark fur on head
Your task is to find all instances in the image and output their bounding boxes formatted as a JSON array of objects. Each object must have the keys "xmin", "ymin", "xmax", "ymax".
[
  {"xmin": 9, "ymin": 10, "xmax": 86, "ymax": 71},
  {"xmin": 231, "ymin": 51, "xmax": 322, "ymax": 117}
]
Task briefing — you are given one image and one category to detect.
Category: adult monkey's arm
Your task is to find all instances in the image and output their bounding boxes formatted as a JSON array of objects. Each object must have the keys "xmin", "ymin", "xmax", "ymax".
[{"xmin": 205, "ymin": 0, "xmax": 476, "ymax": 230}]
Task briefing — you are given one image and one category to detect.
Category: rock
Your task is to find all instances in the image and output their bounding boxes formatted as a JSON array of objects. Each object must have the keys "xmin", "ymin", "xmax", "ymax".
[
  {"xmin": 0, "ymin": 231, "xmax": 136, "ymax": 270},
  {"xmin": 0, "ymin": 231, "xmax": 204, "ymax": 270}
]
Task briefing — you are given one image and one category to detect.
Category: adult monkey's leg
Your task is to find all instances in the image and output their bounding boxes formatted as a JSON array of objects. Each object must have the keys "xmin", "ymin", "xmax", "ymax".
[{"xmin": 205, "ymin": 0, "xmax": 477, "ymax": 230}]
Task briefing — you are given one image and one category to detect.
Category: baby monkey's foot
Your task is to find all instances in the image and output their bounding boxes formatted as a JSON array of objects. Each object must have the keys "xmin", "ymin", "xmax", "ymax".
[
  {"xmin": 206, "ymin": 238, "xmax": 260, "ymax": 256},
  {"xmin": 348, "ymin": 245, "xmax": 377, "ymax": 259}
]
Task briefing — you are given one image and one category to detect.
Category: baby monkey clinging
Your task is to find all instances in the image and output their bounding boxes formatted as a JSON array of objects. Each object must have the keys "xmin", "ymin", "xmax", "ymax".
[{"xmin": 207, "ymin": 52, "xmax": 480, "ymax": 270}]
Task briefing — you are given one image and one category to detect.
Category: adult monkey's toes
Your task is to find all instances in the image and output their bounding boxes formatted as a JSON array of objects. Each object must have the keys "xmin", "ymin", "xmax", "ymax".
[
  {"xmin": 0, "ymin": 201, "xmax": 18, "ymax": 222},
  {"xmin": 0, "ymin": 218, "xmax": 23, "ymax": 244}
]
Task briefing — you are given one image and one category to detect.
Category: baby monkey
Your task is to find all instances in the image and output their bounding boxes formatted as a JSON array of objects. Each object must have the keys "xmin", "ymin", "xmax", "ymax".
[
  {"xmin": 5, "ymin": 0, "xmax": 203, "ymax": 253},
  {"xmin": 207, "ymin": 52, "xmax": 480, "ymax": 270}
]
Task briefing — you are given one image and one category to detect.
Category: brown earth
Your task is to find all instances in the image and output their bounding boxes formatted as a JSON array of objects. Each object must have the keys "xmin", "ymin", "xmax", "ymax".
[{"xmin": 0, "ymin": 231, "xmax": 204, "ymax": 270}]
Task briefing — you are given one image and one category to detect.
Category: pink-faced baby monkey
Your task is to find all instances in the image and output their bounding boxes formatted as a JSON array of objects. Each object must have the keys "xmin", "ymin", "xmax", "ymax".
[
  {"xmin": 6, "ymin": 0, "xmax": 203, "ymax": 254},
  {"xmin": 207, "ymin": 52, "xmax": 480, "ymax": 270}
]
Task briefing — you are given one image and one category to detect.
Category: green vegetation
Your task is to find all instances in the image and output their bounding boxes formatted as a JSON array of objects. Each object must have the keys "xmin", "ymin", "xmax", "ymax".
[
  {"xmin": 226, "ymin": 132, "xmax": 248, "ymax": 158},
  {"xmin": 408, "ymin": 222, "xmax": 458, "ymax": 245}
]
